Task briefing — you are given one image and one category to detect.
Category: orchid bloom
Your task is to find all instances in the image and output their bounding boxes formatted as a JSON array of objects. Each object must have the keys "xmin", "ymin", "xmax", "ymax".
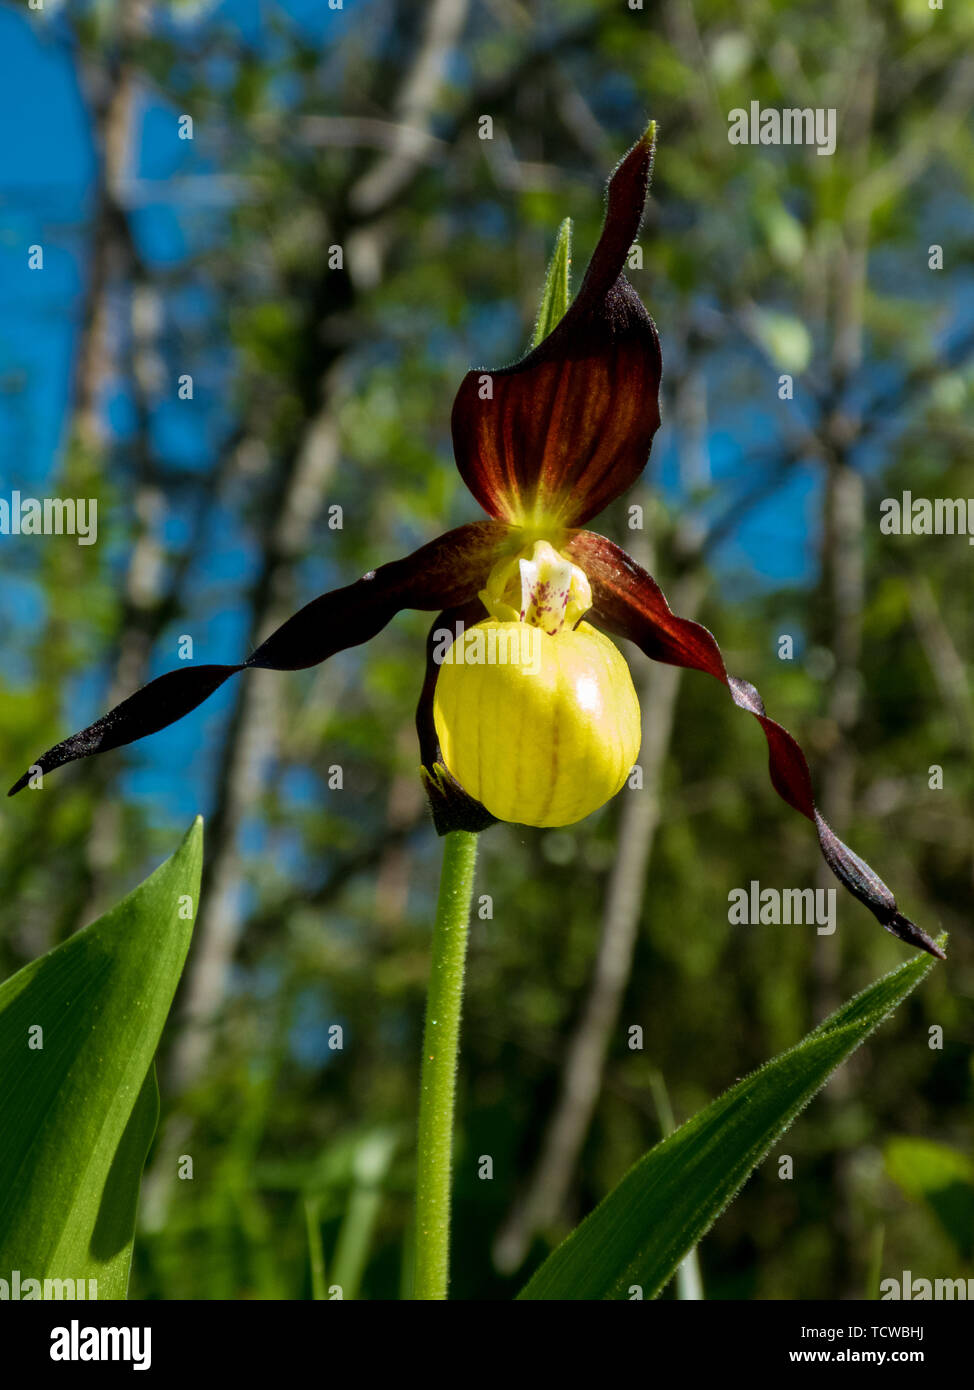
[{"xmin": 8, "ymin": 126, "xmax": 942, "ymax": 960}]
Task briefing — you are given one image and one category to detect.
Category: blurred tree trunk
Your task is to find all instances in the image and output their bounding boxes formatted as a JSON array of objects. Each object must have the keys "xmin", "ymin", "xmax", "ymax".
[
  {"xmin": 65, "ymin": 8, "xmax": 157, "ymax": 929},
  {"xmin": 164, "ymin": 407, "xmax": 340, "ymax": 1094},
  {"xmin": 163, "ymin": 0, "xmax": 470, "ymax": 1100},
  {"xmin": 374, "ymin": 724, "xmax": 427, "ymax": 930},
  {"xmin": 71, "ymin": 9, "xmax": 232, "ymax": 924}
]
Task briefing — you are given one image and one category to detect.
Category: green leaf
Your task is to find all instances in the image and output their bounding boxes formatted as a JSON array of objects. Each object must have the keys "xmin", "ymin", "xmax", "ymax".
[
  {"xmin": 531, "ymin": 217, "xmax": 572, "ymax": 349},
  {"xmin": 88, "ymin": 1066, "xmax": 159, "ymax": 1291},
  {"xmin": 331, "ymin": 1127, "xmax": 399, "ymax": 1300},
  {"xmin": 0, "ymin": 817, "xmax": 203, "ymax": 1298},
  {"xmin": 885, "ymin": 1136, "xmax": 974, "ymax": 1260},
  {"xmin": 749, "ymin": 307, "xmax": 812, "ymax": 373},
  {"xmin": 519, "ymin": 945, "xmax": 941, "ymax": 1300}
]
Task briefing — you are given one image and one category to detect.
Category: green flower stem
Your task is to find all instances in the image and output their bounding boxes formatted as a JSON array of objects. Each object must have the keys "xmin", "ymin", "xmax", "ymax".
[{"xmin": 414, "ymin": 828, "xmax": 479, "ymax": 1300}]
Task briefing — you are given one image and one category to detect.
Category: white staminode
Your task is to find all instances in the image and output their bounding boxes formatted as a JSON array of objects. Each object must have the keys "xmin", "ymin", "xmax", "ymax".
[{"xmin": 481, "ymin": 539, "xmax": 592, "ymax": 635}]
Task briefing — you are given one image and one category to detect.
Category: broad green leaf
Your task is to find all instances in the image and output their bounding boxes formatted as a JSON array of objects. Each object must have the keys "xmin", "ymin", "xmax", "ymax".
[
  {"xmin": 531, "ymin": 217, "xmax": 572, "ymax": 348},
  {"xmin": 885, "ymin": 1136, "xmax": 974, "ymax": 1259},
  {"xmin": 0, "ymin": 817, "xmax": 202, "ymax": 1298},
  {"xmin": 88, "ymin": 1066, "xmax": 159, "ymax": 1292},
  {"xmin": 519, "ymin": 945, "xmax": 941, "ymax": 1300},
  {"xmin": 648, "ymin": 1070, "xmax": 703, "ymax": 1300}
]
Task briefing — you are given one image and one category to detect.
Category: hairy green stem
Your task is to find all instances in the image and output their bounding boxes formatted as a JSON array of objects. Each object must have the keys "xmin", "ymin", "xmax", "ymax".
[{"xmin": 414, "ymin": 829, "xmax": 479, "ymax": 1300}]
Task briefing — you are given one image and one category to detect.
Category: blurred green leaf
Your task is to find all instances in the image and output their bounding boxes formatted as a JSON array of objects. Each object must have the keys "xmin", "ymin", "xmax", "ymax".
[
  {"xmin": 531, "ymin": 217, "xmax": 572, "ymax": 349},
  {"xmin": 885, "ymin": 1136, "xmax": 974, "ymax": 1260},
  {"xmin": 304, "ymin": 1195, "xmax": 328, "ymax": 1301},
  {"xmin": 0, "ymin": 818, "xmax": 202, "ymax": 1298},
  {"xmin": 331, "ymin": 1128, "xmax": 399, "ymax": 1299},
  {"xmin": 748, "ymin": 307, "xmax": 813, "ymax": 373},
  {"xmin": 519, "ymin": 945, "xmax": 940, "ymax": 1300},
  {"xmin": 757, "ymin": 202, "xmax": 806, "ymax": 268}
]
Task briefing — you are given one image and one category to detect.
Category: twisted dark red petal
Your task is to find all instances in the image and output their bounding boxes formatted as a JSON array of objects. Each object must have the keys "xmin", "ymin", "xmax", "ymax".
[
  {"xmin": 567, "ymin": 530, "xmax": 945, "ymax": 960},
  {"xmin": 8, "ymin": 522, "xmax": 509, "ymax": 795},
  {"xmin": 452, "ymin": 130, "xmax": 662, "ymax": 529},
  {"xmin": 416, "ymin": 600, "xmax": 497, "ymax": 835}
]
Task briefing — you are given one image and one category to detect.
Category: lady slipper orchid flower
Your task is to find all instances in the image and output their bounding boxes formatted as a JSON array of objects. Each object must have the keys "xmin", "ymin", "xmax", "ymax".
[{"xmin": 8, "ymin": 125, "xmax": 943, "ymax": 961}]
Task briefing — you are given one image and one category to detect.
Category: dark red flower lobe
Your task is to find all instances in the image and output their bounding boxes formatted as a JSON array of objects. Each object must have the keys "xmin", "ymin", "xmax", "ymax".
[
  {"xmin": 452, "ymin": 126, "xmax": 663, "ymax": 530},
  {"xmin": 8, "ymin": 523, "xmax": 508, "ymax": 795},
  {"xmin": 568, "ymin": 529, "xmax": 945, "ymax": 960}
]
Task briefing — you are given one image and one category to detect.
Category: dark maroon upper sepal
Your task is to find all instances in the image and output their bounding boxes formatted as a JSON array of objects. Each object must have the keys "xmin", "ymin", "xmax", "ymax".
[
  {"xmin": 568, "ymin": 529, "xmax": 945, "ymax": 960},
  {"xmin": 8, "ymin": 522, "xmax": 509, "ymax": 795},
  {"xmin": 451, "ymin": 127, "xmax": 662, "ymax": 529}
]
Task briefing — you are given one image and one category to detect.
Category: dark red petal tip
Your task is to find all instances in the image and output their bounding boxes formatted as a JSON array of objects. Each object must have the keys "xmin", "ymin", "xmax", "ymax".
[
  {"xmin": 452, "ymin": 127, "xmax": 662, "ymax": 530},
  {"xmin": 814, "ymin": 814, "xmax": 946, "ymax": 960},
  {"xmin": 8, "ymin": 522, "xmax": 509, "ymax": 794},
  {"xmin": 569, "ymin": 529, "xmax": 945, "ymax": 960},
  {"xmin": 7, "ymin": 663, "xmax": 238, "ymax": 795}
]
